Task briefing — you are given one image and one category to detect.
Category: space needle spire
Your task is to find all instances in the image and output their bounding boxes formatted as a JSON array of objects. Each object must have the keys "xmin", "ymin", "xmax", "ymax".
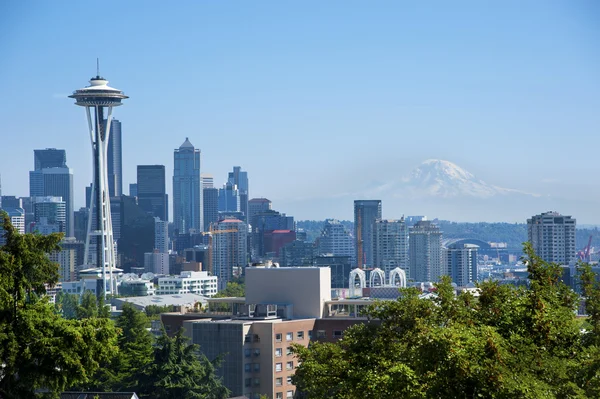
[{"xmin": 69, "ymin": 65, "xmax": 128, "ymax": 297}]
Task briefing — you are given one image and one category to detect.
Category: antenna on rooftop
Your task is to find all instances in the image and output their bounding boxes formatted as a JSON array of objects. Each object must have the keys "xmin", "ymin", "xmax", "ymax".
[{"xmin": 97, "ymin": 58, "xmax": 100, "ymax": 77}]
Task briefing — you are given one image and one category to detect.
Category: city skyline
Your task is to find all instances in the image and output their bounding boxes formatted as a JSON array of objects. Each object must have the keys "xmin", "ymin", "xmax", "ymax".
[{"xmin": 1, "ymin": 1, "xmax": 599, "ymax": 222}]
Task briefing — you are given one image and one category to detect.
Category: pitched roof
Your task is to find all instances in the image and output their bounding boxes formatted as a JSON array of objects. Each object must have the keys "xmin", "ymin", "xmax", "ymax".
[{"xmin": 179, "ymin": 137, "xmax": 195, "ymax": 149}]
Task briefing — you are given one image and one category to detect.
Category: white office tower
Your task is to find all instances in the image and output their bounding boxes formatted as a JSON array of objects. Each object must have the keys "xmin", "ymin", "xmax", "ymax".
[
  {"xmin": 154, "ymin": 217, "xmax": 169, "ymax": 253},
  {"xmin": 317, "ymin": 219, "xmax": 355, "ymax": 262},
  {"xmin": 373, "ymin": 218, "xmax": 409, "ymax": 275},
  {"xmin": 527, "ymin": 211, "xmax": 576, "ymax": 265},
  {"xmin": 70, "ymin": 65, "xmax": 128, "ymax": 296},
  {"xmin": 212, "ymin": 218, "xmax": 248, "ymax": 290},
  {"xmin": 49, "ymin": 237, "xmax": 78, "ymax": 282},
  {"xmin": 409, "ymin": 221, "xmax": 443, "ymax": 282},
  {"xmin": 444, "ymin": 243, "xmax": 478, "ymax": 286}
]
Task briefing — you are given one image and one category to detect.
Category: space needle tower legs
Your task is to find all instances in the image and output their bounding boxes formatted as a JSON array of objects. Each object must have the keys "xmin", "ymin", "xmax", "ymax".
[{"xmin": 70, "ymin": 64, "xmax": 128, "ymax": 298}]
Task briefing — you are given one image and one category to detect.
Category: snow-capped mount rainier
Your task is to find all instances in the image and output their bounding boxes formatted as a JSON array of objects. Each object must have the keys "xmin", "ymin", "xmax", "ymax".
[{"xmin": 398, "ymin": 159, "xmax": 534, "ymax": 199}]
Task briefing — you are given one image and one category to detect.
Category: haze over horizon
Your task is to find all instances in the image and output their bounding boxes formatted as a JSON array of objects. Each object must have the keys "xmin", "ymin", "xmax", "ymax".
[{"xmin": 1, "ymin": 1, "xmax": 598, "ymax": 223}]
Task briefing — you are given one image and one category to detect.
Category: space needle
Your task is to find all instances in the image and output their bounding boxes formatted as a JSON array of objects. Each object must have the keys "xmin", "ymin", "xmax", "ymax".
[{"xmin": 69, "ymin": 62, "xmax": 128, "ymax": 297}]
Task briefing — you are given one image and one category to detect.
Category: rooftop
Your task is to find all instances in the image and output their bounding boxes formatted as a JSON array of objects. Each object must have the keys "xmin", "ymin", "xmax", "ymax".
[{"xmin": 113, "ymin": 293, "xmax": 209, "ymax": 309}]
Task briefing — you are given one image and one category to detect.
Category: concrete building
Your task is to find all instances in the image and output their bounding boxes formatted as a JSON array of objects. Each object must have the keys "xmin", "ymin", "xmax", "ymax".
[
  {"xmin": 247, "ymin": 198, "xmax": 272, "ymax": 228},
  {"xmin": 444, "ymin": 243, "xmax": 478, "ymax": 286},
  {"xmin": 129, "ymin": 183, "xmax": 137, "ymax": 197},
  {"xmin": 157, "ymin": 271, "xmax": 217, "ymax": 297},
  {"xmin": 154, "ymin": 217, "xmax": 169, "ymax": 253},
  {"xmin": 250, "ymin": 210, "xmax": 294, "ymax": 261},
  {"xmin": 317, "ymin": 219, "xmax": 355, "ymax": 263},
  {"xmin": 49, "ymin": 237, "xmax": 78, "ymax": 282},
  {"xmin": 144, "ymin": 250, "xmax": 170, "ymax": 275},
  {"xmin": 527, "ymin": 211, "xmax": 576, "ymax": 265},
  {"xmin": 409, "ymin": 220, "xmax": 443, "ymax": 282},
  {"xmin": 137, "ymin": 165, "xmax": 168, "ymax": 222},
  {"xmin": 173, "ymin": 138, "xmax": 202, "ymax": 233},
  {"xmin": 353, "ymin": 200, "xmax": 381, "ymax": 267},
  {"xmin": 212, "ymin": 218, "xmax": 248, "ymax": 290},
  {"xmin": 373, "ymin": 218, "xmax": 409, "ymax": 275},
  {"xmin": 0, "ymin": 207, "xmax": 25, "ymax": 245},
  {"xmin": 201, "ymin": 174, "xmax": 214, "ymax": 189}
]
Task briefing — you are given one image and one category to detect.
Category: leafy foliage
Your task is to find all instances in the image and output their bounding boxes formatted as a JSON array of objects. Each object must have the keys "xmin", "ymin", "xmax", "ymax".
[
  {"xmin": 293, "ymin": 242, "xmax": 600, "ymax": 398},
  {"xmin": 0, "ymin": 211, "xmax": 118, "ymax": 398},
  {"xmin": 214, "ymin": 281, "xmax": 245, "ymax": 298}
]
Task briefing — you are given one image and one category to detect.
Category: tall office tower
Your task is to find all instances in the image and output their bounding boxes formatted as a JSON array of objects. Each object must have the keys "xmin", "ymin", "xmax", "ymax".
[
  {"xmin": 218, "ymin": 181, "xmax": 240, "ymax": 213},
  {"xmin": 203, "ymin": 187, "xmax": 219, "ymax": 231},
  {"xmin": 70, "ymin": 68, "xmax": 128, "ymax": 296},
  {"xmin": 21, "ymin": 197, "xmax": 34, "ymax": 233},
  {"xmin": 154, "ymin": 217, "xmax": 169, "ymax": 253},
  {"xmin": 173, "ymin": 138, "xmax": 202, "ymax": 233},
  {"xmin": 33, "ymin": 196, "xmax": 66, "ymax": 234},
  {"xmin": 527, "ymin": 211, "xmax": 577, "ymax": 265},
  {"xmin": 317, "ymin": 219, "xmax": 355, "ymax": 263},
  {"xmin": 247, "ymin": 198, "xmax": 272, "ymax": 227},
  {"xmin": 129, "ymin": 183, "xmax": 138, "ymax": 197},
  {"xmin": 117, "ymin": 196, "xmax": 155, "ymax": 273},
  {"xmin": 106, "ymin": 118, "xmax": 122, "ymax": 197},
  {"xmin": 228, "ymin": 166, "xmax": 249, "ymax": 221},
  {"xmin": 49, "ymin": 237, "xmax": 79, "ymax": 282},
  {"xmin": 34, "ymin": 148, "xmax": 67, "ymax": 170},
  {"xmin": 250, "ymin": 209, "xmax": 294, "ymax": 260},
  {"xmin": 74, "ymin": 207, "xmax": 88, "ymax": 243},
  {"xmin": 280, "ymin": 240, "xmax": 316, "ymax": 267},
  {"xmin": 1, "ymin": 196, "xmax": 22, "ymax": 209},
  {"xmin": 444, "ymin": 243, "xmax": 478, "ymax": 286},
  {"xmin": 353, "ymin": 200, "xmax": 382, "ymax": 267},
  {"xmin": 409, "ymin": 220, "xmax": 443, "ymax": 282},
  {"xmin": 212, "ymin": 218, "xmax": 248, "ymax": 290},
  {"xmin": 201, "ymin": 174, "xmax": 214, "ymax": 189},
  {"xmin": 30, "ymin": 166, "xmax": 74, "ymax": 237},
  {"xmin": 137, "ymin": 165, "xmax": 168, "ymax": 221},
  {"xmin": 373, "ymin": 218, "xmax": 409, "ymax": 275}
]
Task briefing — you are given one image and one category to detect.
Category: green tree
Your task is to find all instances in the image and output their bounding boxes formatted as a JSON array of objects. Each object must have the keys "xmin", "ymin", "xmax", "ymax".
[
  {"xmin": 214, "ymin": 281, "xmax": 245, "ymax": 298},
  {"xmin": 145, "ymin": 304, "xmax": 174, "ymax": 319},
  {"xmin": 293, "ymin": 243, "xmax": 598, "ymax": 398},
  {"xmin": 138, "ymin": 329, "xmax": 230, "ymax": 399},
  {"xmin": 0, "ymin": 212, "xmax": 118, "ymax": 398},
  {"xmin": 55, "ymin": 291, "xmax": 79, "ymax": 319}
]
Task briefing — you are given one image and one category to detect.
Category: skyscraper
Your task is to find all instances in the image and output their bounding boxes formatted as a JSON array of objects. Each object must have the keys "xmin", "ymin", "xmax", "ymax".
[
  {"xmin": 173, "ymin": 138, "xmax": 202, "ymax": 233},
  {"xmin": 34, "ymin": 148, "xmax": 66, "ymax": 170},
  {"xmin": 33, "ymin": 196, "xmax": 66, "ymax": 234},
  {"xmin": 203, "ymin": 187, "xmax": 219, "ymax": 231},
  {"xmin": 228, "ymin": 166, "xmax": 248, "ymax": 221},
  {"xmin": 137, "ymin": 165, "xmax": 168, "ymax": 221},
  {"xmin": 353, "ymin": 200, "xmax": 381, "ymax": 267},
  {"xmin": 212, "ymin": 218, "xmax": 248, "ymax": 290},
  {"xmin": 527, "ymin": 211, "xmax": 576, "ymax": 265},
  {"xmin": 247, "ymin": 198, "xmax": 272, "ymax": 227},
  {"xmin": 106, "ymin": 119, "xmax": 123, "ymax": 197},
  {"xmin": 373, "ymin": 218, "xmax": 409, "ymax": 275},
  {"xmin": 29, "ymin": 166, "xmax": 74, "ymax": 237},
  {"xmin": 154, "ymin": 217, "xmax": 169, "ymax": 253},
  {"xmin": 218, "ymin": 181, "xmax": 240, "ymax": 213},
  {"xmin": 317, "ymin": 219, "xmax": 355, "ymax": 263},
  {"xmin": 444, "ymin": 243, "xmax": 478, "ymax": 286},
  {"xmin": 409, "ymin": 220, "xmax": 443, "ymax": 282}
]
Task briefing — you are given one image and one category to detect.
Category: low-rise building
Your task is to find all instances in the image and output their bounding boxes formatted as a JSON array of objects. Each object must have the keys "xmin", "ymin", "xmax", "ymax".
[{"xmin": 157, "ymin": 271, "xmax": 217, "ymax": 297}]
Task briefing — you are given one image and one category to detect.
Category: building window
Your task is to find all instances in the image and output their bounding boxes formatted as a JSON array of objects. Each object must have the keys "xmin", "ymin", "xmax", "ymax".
[
  {"xmin": 287, "ymin": 390, "xmax": 294, "ymax": 398},
  {"xmin": 244, "ymin": 348, "xmax": 251, "ymax": 357},
  {"xmin": 287, "ymin": 376, "xmax": 292, "ymax": 385},
  {"xmin": 253, "ymin": 378, "xmax": 260, "ymax": 386},
  {"xmin": 286, "ymin": 361, "xmax": 293, "ymax": 370},
  {"xmin": 297, "ymin": 331, "xmax": 304, "ymax": 340},
  {"xmin": 286, "ymin": 332, "xmax": 293, "ymax": 341},
  {"xmin": 245, "ymin": 378, "xmax": 251, "ymax": 387},
  {"xmin": 244, "ymin": 363, "xmax": 251, "ymax": 372},
  {"xmin": 275, "ymin": 333, "xmax": 282, "ymax": 342},
  {"xmin": 308, "ymin": 330, "xmax": 313, "ymax": 340},
  {"xmin": 286, "ymin": 346, "xmax": 292, "ymax": 356},
  {"xmin": 275, "ymin": 363, "xmax": 282, "ymax": 372},
  {"xmin": 253, "ymin": 334, "xmax": 261, "ymax": 343},
  {"xmin": 317, "ymin": 330, "xmax": 326, "ymax": 339},
  {"xmin": 244, "ymin": 335, "xmax": 252, "ymax": 343},
  {"xmin": 276, "ymin": 377, "xmax": 283, "ymax": 386},
  {"xmin": 275, "ymin": 348, "xmax": 282, "ymax": 357},
  {"xmin": 254, "ymin": 363, "xmax": 260, "ymax": 372},
  {"xmin": 276, "ymin": 394, "xmax": 283, "ymax": 399},
  {"xmin": 254, "ymin": 348, "xmax": 260, "ymax": 356},
  {"xmin": 333, "ymin": 330, "xmax": 343, "ymax": 338}
]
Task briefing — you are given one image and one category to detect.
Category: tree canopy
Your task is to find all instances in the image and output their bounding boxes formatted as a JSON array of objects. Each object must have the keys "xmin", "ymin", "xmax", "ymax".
[{"xmin": 293, "ymin": 242, "xmax": 600, "ymax": 398}]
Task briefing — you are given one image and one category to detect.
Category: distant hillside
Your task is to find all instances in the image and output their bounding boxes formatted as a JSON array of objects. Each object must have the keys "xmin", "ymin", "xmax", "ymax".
[{"xmin": 297, "ymin": 220, "xmax": 600, "ymax": 253}]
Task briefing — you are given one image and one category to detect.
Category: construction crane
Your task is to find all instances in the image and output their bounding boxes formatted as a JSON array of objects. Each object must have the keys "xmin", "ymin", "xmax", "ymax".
[{"xmin": 577, "ymin": 235, "xmax": 593, "ymax": 262}]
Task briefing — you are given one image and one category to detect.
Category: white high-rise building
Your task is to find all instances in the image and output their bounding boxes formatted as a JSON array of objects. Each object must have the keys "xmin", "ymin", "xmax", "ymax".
[
  {"xmin": 527, "ymin": 211, "xmax": 576, "ymax": 265},
  {"xmin": 317, "ymin": 219, "xmax": 355, "ymax": 263},
  {"xmin": 444, "ymin": 243, "xmax": 478, "ymax": 287},
  {"xmin": 212, "ymin": 218, "xmax": 248, "ymax": 290},
  {"xmin": 157, "ymin": 271, "xmax": 217, "ymax": 297},
  {"xmin": 154, "ymin": 217, "xmax": 169, "ymax": 253},
  {"xmin": 409, "ymin": 221, "xmax": 443, "ymax": 282},
  {"xmin": 49, "ymin": 237, "xmax": 78, "ymax": 282},
  {"xmin": 374, "ymin": 218, "xmax": 409, "ymax": 275}
]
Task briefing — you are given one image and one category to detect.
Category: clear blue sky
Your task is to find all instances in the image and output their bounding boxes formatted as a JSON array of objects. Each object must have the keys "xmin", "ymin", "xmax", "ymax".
[{"xmin": 1, "ymin": 1, "xmax": 599, "ymax": 222}]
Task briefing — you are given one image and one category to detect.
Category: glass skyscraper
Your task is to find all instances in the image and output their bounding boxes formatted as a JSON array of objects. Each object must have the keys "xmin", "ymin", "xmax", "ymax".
[
  {"xmin": 137, "ymin": 165, "xmax": 168, "ymax": 222},
  {"xmin": 353, "ymin": 199, "xmax": 382, "ymax": 267},
  {"xmin": 107, "ymin": 119, "xmax": 122, "ymax": 197},
  {"xmin": 173, "ymin": 138, "xmax": 202, "ymax": 233}
]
